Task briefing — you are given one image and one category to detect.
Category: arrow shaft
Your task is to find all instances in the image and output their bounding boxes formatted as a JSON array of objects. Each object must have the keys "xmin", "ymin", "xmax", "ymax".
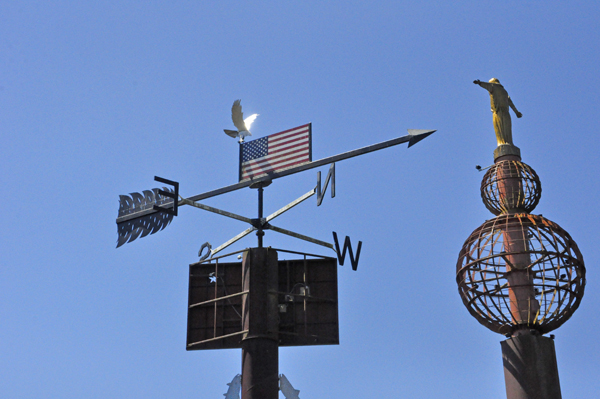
[
  {"xmin": 188, "ymin": 131, "xmax": 431, "ymax": 202},
  {"xmin": 116, "ymin": 130, "xmax": 434, "ymax": 224}
]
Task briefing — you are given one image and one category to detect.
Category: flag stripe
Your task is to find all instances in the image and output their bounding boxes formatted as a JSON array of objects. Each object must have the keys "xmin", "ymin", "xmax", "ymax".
[
  {"xmin": 245, "ymin": 141, "xmax": 309, "ymax": 168},
  {"xmin": 242, "ymin": 149, "xmax": 310, "ymax": 175},
  {"xmin": 243, "ymin": 156, "xmax": 311, "ymax": 178},
  {"xmin": 242, "ymin": 148, "xmax": 310, "ymax": 178},
  {"xmin": 240, "ymin": 123, "xmax": 311, "ymax": 181}
]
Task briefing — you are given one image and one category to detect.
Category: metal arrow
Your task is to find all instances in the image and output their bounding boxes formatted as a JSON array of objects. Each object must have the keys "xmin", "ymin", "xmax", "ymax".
[{"xmin": 115, "ymin": 129, "xmax": 435, "ymax": 225}]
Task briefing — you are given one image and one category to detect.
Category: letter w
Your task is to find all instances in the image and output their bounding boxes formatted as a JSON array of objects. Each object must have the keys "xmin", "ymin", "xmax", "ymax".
[{"xmin": 332, "ymin": 231, "xmax": 362, "ymax": 271}]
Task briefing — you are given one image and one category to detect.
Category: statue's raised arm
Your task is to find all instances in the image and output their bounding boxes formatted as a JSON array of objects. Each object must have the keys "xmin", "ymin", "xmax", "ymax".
[{"xmin": 474, "ymin": 78, "xmax": 522, "ymax": 147}]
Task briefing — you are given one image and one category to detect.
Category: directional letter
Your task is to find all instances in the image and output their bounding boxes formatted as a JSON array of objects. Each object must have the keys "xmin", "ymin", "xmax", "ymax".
[
  {"xmin": 317, "ymin": 163, "xmax": 335, "ymax": 206},
  {"xmin": 153, "ymin": 176, "xmax": 179, "ymax": 216},
  {"xmin": 332, "ymin": 231, "xmax": 362, "ymax": 271}
]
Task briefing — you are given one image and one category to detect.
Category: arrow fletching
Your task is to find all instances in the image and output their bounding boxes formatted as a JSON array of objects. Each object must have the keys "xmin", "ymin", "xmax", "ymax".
[{"xmin": 116, "ymin": 188, "xmax": 175, "ymax": 247}]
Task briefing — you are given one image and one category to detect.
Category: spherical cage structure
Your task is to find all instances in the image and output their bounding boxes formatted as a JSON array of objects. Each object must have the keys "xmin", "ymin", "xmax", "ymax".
[
  {"xmin": 481, "ymin": 160, "xmax": 541, "ymax": 215},
  {"xmin": 456, "ymin": 214, "xmax": 585, "ymax": 335}
]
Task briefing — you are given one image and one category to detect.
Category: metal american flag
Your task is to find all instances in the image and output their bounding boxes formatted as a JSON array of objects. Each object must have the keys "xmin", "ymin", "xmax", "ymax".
[{"xmin": 239, "ymin": 123, "xmax": 312, "ymax": 182}]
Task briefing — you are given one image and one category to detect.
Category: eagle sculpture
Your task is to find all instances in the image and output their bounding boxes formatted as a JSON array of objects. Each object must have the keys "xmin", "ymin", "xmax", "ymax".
[{"xmin": 223, "ymin": 99, "xmax": 258, "ymax": 143}]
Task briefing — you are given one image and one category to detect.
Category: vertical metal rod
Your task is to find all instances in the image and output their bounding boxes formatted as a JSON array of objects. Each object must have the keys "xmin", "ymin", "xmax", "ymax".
[
  {"xmin": 213, "ymin": 260, "xmax": 218, "ymax": 339},
  {"xmin": 496, "ymin": 154, "xmax": 538, "ymax": 328},
  {"xmin": 257, "ymin": 186, "xmax": 264, "ymax": 248}
]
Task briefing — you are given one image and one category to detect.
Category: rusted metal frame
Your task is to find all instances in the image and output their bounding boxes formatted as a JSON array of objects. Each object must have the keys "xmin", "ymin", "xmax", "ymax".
[
  {"xmin": 497, "ymin": 280, "xmax": 514, "ymax": 322},
  {"xmin": 464, "ymin": 229, "xmax": 499, "ymax": 283},
  {"xmin": 189, "ymin": 291, "xmax": 250, "ymax": 309},
  {"xmin": 533, "ymin": 226, "xmax": 556, "ymax": 253},
  {"xmin": 469, "ymin": 290, "xmax": 508, "ymax": 324},
  {"xmin": 544, "ymin": 285, "xmax": 573, "ymax": 323},
  {"xmin": 467, "ymin": 250, "xmax": 531, "ymax": 272},
  {"xmin": 499, "ymin": 253, "xmax": 520, "ymax": 270},
  {"xmin": 477, "ymin": 225, "xmax": 498, "ymax": 255},
  {"xmin": 539, "ymin": 283, "xmax": 560, "ymax": 323},
  {"xmin": 463, "ymin": 263, "xmax": 507, "ymax": 276},
  {"xmin": 552, "ymin": 232, "xmax": 570, "ymax": 251},
  {"xmin": 490, "ymin": 227, "xmax": 505, "ymax": 255},
  {"xmin": 187, "ymin": 330, "xmax": 250, "ymax": 348},
  {"xmin": 481, "ymin": 268, "xmax": 501, "ymax": 321},
  {"xmin": 536, "ymin": 229, "xmax": 560, "ymax": 253},
  {"xmin": 472, "ymin": 282, "xmax": 516, "ymax": 319},
  {"xmin": 503, "ymin": 250, "xmax": 549, "ymax": 271}
]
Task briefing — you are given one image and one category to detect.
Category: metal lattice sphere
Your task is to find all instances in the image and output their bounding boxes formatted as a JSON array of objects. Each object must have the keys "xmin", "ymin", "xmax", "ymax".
[
  {"xmin": 481, "ymin": 160, "xmax": 541, "ymax": 215},
  {"xmin": 456, "ymin": 213, "xmax": 585, "ymax": 335}
]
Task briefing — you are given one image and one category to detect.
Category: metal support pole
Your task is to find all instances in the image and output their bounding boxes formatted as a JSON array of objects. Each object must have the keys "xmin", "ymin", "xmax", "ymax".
[
  {"xmin": 241, "ymin": 248, "xmax": 279, "ymax": 399},
  {"xmin": 250, "ymin": 180, "xmax": 271, "ymax": 248},
  {"xmin": 501, "ymin": 332, "xmax": 562, "ymax": 399},
  {"xmin": 495, "ymin": 153, "xmax": 562, "ymax": 399},
  {"xmin": 257, "ymin": 186, "xmax": 264, "ymax": 248},
  {"xmin": 496, "ymin": 154, "xmax": 539, "ymax": 326}
]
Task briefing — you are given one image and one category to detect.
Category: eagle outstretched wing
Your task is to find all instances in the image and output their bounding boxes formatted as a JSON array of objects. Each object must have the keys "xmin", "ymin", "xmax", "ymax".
[
  {"xmin": 225, "ymin": 100, "xmax": 258, "ymax": 141},
  {"xmin": 231, "ymin": 99, "xmax": 246, "ymax": 132}
]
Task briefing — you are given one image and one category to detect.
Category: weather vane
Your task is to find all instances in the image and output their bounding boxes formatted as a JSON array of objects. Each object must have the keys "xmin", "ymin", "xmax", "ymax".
[
  {"xmin": 115, "ymin": 100, "xmax": 435, "ymax": 399},
  {"xmin": 116, "ymin": 99, "xmax": 435, "ymax": 268}
]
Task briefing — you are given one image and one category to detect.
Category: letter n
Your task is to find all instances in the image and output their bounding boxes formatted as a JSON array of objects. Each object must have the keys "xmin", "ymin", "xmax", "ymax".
[
  {"xmin": 332, "ymin": 231, "xmax": 362, "ymax": 271},
  {"xmin": 317, "ymin": 163, "xmax": 335, "ymax": 206}
]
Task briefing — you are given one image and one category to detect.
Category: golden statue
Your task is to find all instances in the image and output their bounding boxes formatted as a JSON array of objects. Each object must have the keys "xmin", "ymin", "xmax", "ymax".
[{"xmin": 474, "ymin": 78, "xmax": 522, "ymax": 146}]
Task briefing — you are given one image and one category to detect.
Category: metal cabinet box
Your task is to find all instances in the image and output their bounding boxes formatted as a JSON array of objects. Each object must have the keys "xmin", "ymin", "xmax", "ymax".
[{"xmin": 187, "ymin": 252, "xmax": 339, "ymax": 350}]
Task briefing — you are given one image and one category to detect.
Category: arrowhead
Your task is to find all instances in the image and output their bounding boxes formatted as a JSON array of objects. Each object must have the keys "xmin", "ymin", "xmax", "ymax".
[{"xmin": 407, "ymin": 129, "xmax": 436, "ymax": 148}]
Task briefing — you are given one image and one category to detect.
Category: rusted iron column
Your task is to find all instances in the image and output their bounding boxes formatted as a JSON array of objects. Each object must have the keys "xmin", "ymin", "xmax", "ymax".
[
  {"xmin": 501, "ymin": 333, "xmax": 562, "ymax": 399},
  {"xmin": 241, "ymin": 248, "xmax": 279, "ymax": 399},
  {"xmin": 496, "ymin": 154, "xmax": 539, "ymax": 326}
]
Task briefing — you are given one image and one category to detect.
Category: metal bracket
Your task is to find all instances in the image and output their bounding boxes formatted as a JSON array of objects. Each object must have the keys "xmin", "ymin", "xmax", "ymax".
[{"xmin": 207, "ymin": 187, "xmax": 335, "ymax": 258}]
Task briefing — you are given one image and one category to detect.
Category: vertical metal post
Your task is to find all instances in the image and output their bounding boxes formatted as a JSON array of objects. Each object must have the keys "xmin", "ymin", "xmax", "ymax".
[
  {"xmin": 501, "ymin": 333, "xmax": 562, "ymax": 399},
  {"xmin": 496, "ymin": 154, "xmax": 539, "ymax": 325},
  {"xmin": 241, "ymin": 248, "xmax": 279, "ymax": 399},
  {"xmin": 250, "ymin": 180, "xmax": 271, "ymax": 248},
  {"xmin": 495, "ymin": 154, "xmax": 561, "ymax": 399},
  {"xmin": 257, "ymin": 186, "xmax": 264, "ymax": 248}
]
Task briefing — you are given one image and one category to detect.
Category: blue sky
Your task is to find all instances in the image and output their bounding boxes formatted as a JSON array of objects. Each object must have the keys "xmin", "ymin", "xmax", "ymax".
[{"xmin": 2, "ymin": 2, "xmax": 599, "ymax": 398}]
